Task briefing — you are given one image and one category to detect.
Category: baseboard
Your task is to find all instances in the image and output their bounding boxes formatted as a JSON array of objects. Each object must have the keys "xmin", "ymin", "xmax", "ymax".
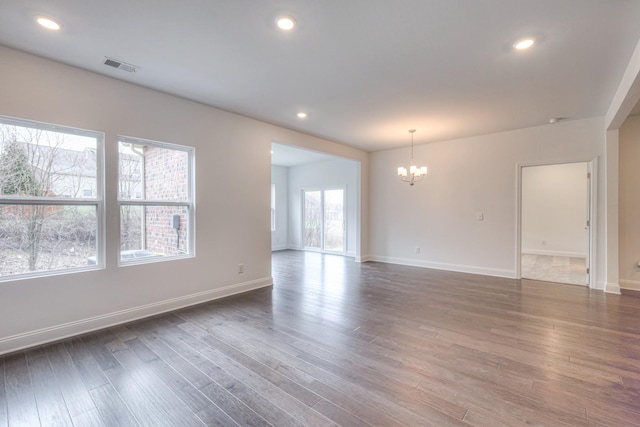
[
  {"xmin": 619, "ymin": 279, "xmax": 640, "ymax": 292},
  {"xmin": 0, "ymin": 277, "xmax": 273, "ymax": 356},
  {"xmin": 522, "ymin": 249, "xmax": 586, "ymax": 258},
  {"xmin": 368, "ymin": 255, "xmax": 516, "ymax": 279},
  {"xmin": 605, "ymin": 281, "xmax": 622, "ymax": 294},
  {"xmin": 356, "ymin": 255, "xmax": 371, "ymax": 263},
  {"xmin": 271, "ymin": 245, "xmax": 289, "ymax": 251}
]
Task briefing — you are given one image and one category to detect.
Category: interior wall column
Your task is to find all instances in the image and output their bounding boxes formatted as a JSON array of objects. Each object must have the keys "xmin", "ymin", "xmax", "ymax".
[{"xmin": 605, "ymin": 129, "xmax": 621, "ymax": 294}]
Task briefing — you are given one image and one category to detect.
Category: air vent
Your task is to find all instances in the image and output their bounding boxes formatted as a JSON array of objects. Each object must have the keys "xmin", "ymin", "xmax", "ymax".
[{"xmin": 103, "ymin": 57, "xmax": 139, "ymax": 73}]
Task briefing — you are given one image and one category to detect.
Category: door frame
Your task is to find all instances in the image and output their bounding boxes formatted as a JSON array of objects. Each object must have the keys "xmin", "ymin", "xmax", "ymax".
[
  {"xmin": 301, "ymin": 186, "xmax": 347, "ymax": 255},
  {"xmin": 516, "ymin": 158, "xmax": 597, "ymax": 288}
]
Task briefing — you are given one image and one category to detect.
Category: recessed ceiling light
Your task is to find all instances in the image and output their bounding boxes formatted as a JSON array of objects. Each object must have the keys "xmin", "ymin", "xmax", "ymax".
[
  {"xmin": 36, "ymin": 16, "xmax": 62, "ymax": 31},
  {"xmin": 277, "ymin": 16, "xmax": 296, "ymax": 31},
  {"xmin": 514, "ymin": 38, "xmax": 535, "ymax": 50},
  {"xmin": 297, "ymin": 112, "xmax": 307, "ymax": 118}
]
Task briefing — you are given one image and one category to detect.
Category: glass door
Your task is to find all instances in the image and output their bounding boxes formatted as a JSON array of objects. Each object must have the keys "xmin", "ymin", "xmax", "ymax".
[
  {"xmin": 303, "ymin": 188, "xmax": 345, "ymax": 253},
  {"xmin": 304, "ymin": 190, "xmax": 322, "ymax": 249},
  {"xmin": 323, "ymin": 189, "xmax": 344, "ymax": 252}
]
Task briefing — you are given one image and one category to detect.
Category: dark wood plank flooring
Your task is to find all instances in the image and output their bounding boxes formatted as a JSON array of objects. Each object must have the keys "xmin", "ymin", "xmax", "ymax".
[{"xmin": 1, "ymin": 250, "xmax": 640, "ymax": 426}]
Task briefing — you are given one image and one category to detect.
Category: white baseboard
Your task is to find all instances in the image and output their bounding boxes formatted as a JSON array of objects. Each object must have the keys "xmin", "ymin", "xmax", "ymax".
[
  {"xmin": 271, "ymin": 245, "xmax": 289, "ymax": 251},
  {"xmin": 0, "ymin": 277, "xmax": 273, "ymax": 356},
  {"xmin": 356, "ymin": 255, "xmax": 371, "ymax": 263},
  {"xmin": 368, "ymin": 255, "xmax": 516, "ymax": 279},
  {"xmin": 522, "ymin": 249, "xmax": 586, "ymax": 258},
  {"xmin": 605, "ymin": 282, "xmax": 622, "ymax": 294},
  {"xmin": 619, "ymin": 279, "xmax": 640, "ymax": 292}
]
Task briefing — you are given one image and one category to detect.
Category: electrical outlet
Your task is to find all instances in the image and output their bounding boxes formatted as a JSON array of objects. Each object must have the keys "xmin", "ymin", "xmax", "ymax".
[
  {"xmin": 476, "ymin": 212, "xmax": 484, "ymax": 221},
  {"xmin": 238, "ymin": 264, "xmax": 244, "ymax": 274},
  {"xmin": 542, "ymin": 240, "xmax": 547, "ymax": 246},
  {"xmin": 415, "ymin": 247, "xmax": 421, "ymax": 254}
]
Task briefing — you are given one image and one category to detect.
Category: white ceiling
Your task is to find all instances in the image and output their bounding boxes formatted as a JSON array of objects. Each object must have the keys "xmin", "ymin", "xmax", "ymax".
[{"xmin": 1, "ymin": 1, "xmax": 640, "ymax": 152}]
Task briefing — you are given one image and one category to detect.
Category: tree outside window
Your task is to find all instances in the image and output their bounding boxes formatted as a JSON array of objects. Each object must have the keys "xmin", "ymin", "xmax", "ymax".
[{"xmin": 0, "ymin": 118, "xmax": 102, "ymax": 279}]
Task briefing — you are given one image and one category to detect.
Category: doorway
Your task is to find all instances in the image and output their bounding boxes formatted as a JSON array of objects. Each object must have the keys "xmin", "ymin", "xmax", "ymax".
[
  {"xmin": 303, "ymin": 188, "xmax": 345, "ymax": 254},
  {"xmin": 520, "ymin": 162, "xmax": 592, "ymax": 286}
]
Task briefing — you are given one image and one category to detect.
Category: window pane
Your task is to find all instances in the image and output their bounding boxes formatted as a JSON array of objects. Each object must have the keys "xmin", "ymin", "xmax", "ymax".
[
  {"xmin": 304, "ymin": 191, "xmax": 322, "ymax": 249},
  {"xmin": 120, "ymin": 205, "xmax": 189, "ymax": 261},
  {"xmin": 0, "ymin": 204, "xmax": 97, "ymax": 278},
  {"xmin": 0, "ymin": 123, "xmax": 98, "ymax": 199},
  {"xmin": 119, "ymin": 142, "xmax": 189, "ymax": 201}
]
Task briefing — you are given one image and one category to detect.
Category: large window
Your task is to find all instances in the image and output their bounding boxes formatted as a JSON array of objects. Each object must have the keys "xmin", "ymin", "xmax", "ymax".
[
  {"xmin": 118, "ymin": 136, "xmax": 194, "ymax": 264},
  {"xmin": 0, "ymin": 116, "xmax": 103, "ymax": 280}
]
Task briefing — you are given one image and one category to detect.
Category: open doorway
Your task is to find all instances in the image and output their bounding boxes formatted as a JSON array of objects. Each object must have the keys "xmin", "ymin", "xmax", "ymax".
[
  {"xmin": 271, "ymin": 142, "xmax": 360, "ymax": 258},
  {"xmin": 520, "ymin": 162, "xmax": 591, "ymax": 286}
]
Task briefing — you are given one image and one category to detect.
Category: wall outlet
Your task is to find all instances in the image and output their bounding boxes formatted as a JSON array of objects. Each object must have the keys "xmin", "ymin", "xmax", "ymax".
[
  {"xmin": 415, "ymin": 247, "xmax": 421, "ymax": 254},
  {"xmin": 476, "ymin": 212, "xmax": 484, "ymax": 221},
  {"xmin": 238, "ymin": 264, "xmax": 244, "ymax": 274},
  {"xmin": 542, "ymin": 240, "xmax": 547, "ymax": 246}
]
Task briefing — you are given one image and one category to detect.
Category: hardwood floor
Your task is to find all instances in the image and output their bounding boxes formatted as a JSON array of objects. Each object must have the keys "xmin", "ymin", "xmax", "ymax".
[{"xmin": 2, "ymin": 250, "xmax": 640, "ymax": 426}]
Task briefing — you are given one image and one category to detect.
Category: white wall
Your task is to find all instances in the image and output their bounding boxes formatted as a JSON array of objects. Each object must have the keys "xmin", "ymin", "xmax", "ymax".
[
  {"xmin": 287, "ymin": 158, "xmax": 359, "ymax": 256},
  {"xmin": 368, "ymin": 117, "xmax": 606, "ymax": 286},
  {"xmin": 271, "ymin": 165, "xmax": 289, "ymax": 251},
  {"xmin": 619, "ymin": 114, "xmax": 640, "ymax": 290},
  {"xmin": 0, "ymin": 46, "xmax": 369, "ymax": 354},
  {"xmin": 521, "ymin": 163, "xmax": 588, "ymax": 257}
]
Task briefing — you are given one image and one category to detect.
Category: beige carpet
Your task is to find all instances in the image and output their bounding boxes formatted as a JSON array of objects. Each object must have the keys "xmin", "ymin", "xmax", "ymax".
[{"xmin": 521, "ymin": 254, "xmax": 587, "ymax": 286}]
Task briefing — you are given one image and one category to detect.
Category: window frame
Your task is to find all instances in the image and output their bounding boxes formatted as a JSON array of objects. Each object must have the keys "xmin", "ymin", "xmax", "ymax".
[
  {"xmin": 0, "ymin": 115, "xmax": 105, "ymax": 281},
  {"xmin": 271, "ymin": 183, "xmax": 276, "ymax": 232},
  {"xmin": 117, "ymin": 135, "xmax": 195, "ymax": 266}
]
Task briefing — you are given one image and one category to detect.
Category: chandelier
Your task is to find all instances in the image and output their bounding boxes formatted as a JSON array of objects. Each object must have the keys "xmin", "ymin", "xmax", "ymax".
[{"xmin": 397, "ymin": 129, "xmax": 427, "ymax": 186}]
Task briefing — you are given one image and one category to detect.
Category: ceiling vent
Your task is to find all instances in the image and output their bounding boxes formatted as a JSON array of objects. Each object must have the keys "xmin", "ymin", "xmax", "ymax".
[{"xmin": 103, "ymin": 57, "xmax": 139, "ymax": 73}]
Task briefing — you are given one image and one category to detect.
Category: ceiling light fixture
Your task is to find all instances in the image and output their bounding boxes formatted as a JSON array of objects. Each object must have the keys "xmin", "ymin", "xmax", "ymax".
[
  {"xmin": 397, "ymin": 129, "xmax": 427, "ymax": 186},
  {"xmin": 36, "ymin": 16, "xmax": 62, "ymax": 31},
  {"xmin": 297, "ymin": 112, "xmax": 307, "ymax": 118},
  {"xmin": 514, "ymin": 38, "xmax": 535, "ymax": 50},
  {"xmin": 36, "ymin": 16, "xmax": 62, "ymax": 30},
  {"xmin": 276, "ymin": 16, "xmax": 296, "ymax": 31}
]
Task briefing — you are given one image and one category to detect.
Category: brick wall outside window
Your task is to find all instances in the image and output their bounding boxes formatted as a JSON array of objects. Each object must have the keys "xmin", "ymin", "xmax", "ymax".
[{"xmin": 144, "ymin": 146, "xmax": 188, "ymax": 256}]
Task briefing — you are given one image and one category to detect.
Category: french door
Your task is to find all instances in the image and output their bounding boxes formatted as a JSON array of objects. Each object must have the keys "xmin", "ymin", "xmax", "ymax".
[{"xmin": 303, "ymin": 188, "xmax": 345, "ymax": 253}]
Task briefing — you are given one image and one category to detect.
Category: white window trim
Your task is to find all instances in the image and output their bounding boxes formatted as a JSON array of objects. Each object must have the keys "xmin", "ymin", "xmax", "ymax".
[
  {"xmin": 117, "ymin": 135, "xmax": 195, "ymax": 266},
  {"xmin": 0, "ymin": 115, "xmax": 105, "ymax": 281}
]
